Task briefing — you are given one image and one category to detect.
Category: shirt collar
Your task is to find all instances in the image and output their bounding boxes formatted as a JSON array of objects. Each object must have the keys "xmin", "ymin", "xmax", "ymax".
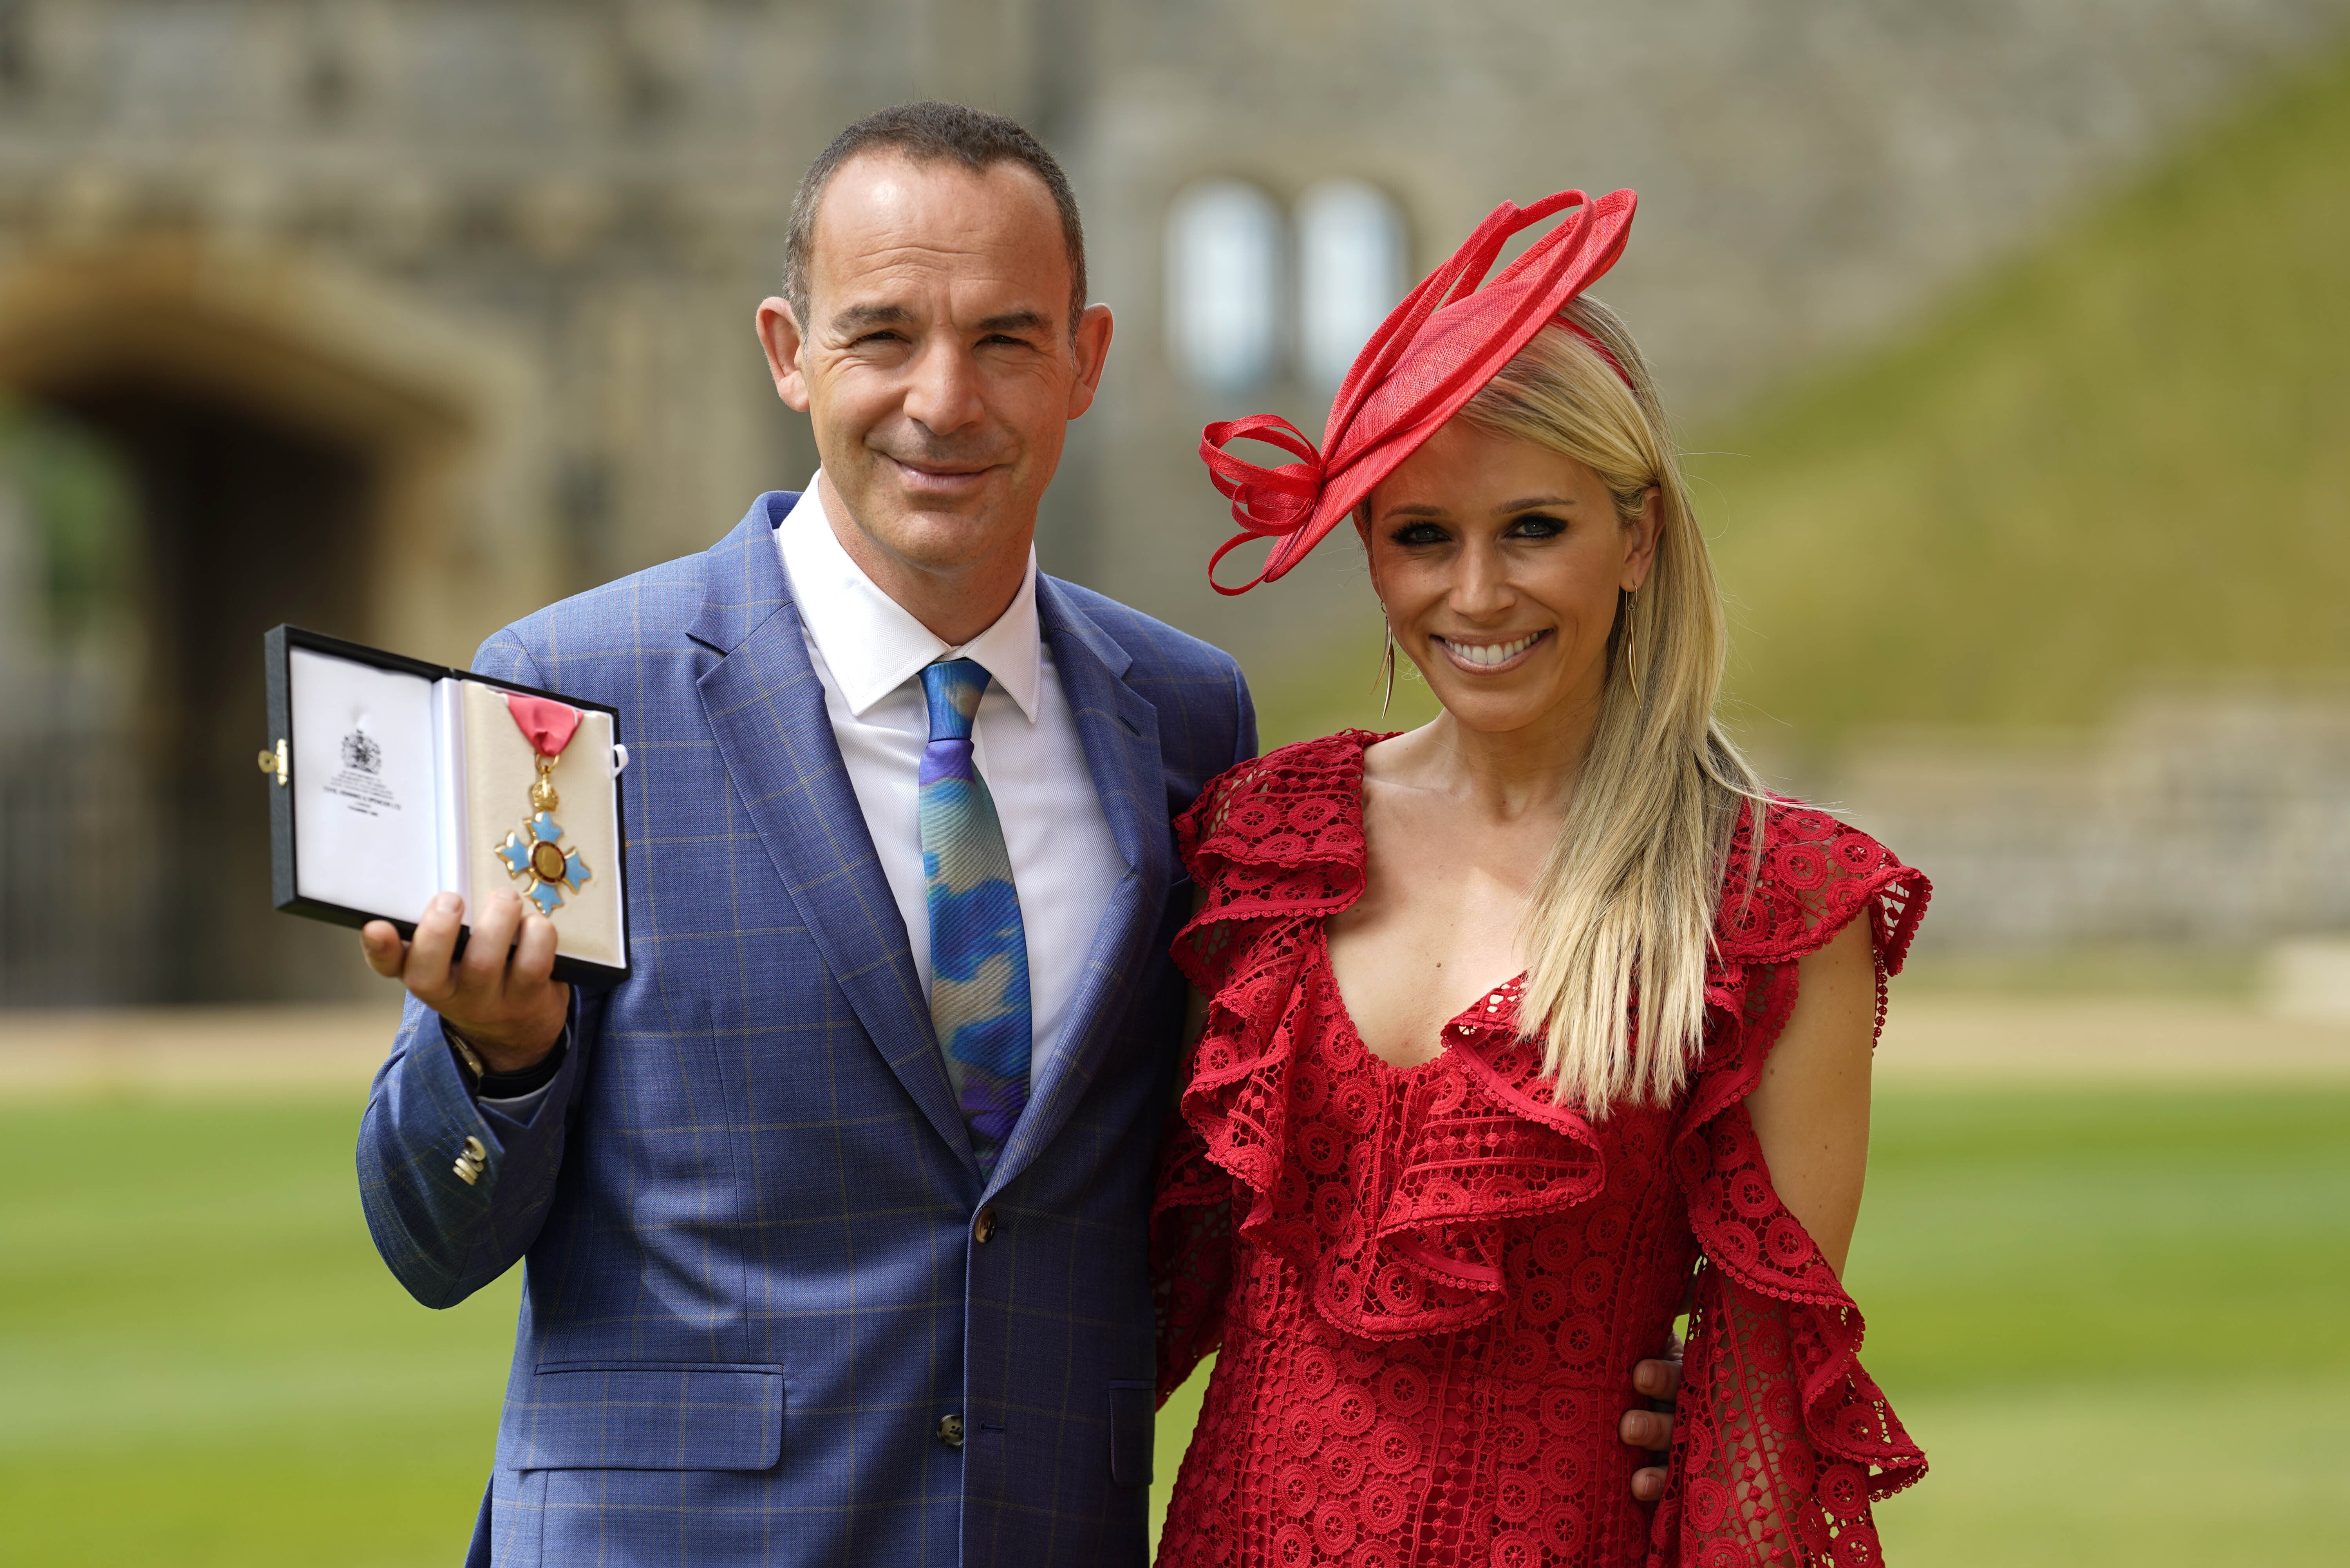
[{"xmin": 775, "ymin": 477, "xmax": 1043, "ymax": 723}]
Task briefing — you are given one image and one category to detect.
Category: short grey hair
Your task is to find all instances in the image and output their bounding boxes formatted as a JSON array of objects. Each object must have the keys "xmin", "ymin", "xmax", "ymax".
[{"xmin": 784, "ymin": 101, "xmax": 1088, "ymax": 337}]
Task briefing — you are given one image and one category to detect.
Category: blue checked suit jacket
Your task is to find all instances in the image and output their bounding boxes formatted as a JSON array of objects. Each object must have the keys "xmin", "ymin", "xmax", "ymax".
[{"xmin": 357, "ymin": 492, "xmax": 1256, "ymax": 1567}]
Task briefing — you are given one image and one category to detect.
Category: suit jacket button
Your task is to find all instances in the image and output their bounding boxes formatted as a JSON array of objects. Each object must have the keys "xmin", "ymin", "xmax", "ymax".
[
  {"xmin": 452, "ymin": 1136, "xmax": 488, "ymax": 1185},
  {"xmin": 972, "ymin": 1206, "xmax": 998, "ymax": 1244},
  {"xmin": 937, "ymin": 1413, "xmax": 965, "ymax": 1449}
]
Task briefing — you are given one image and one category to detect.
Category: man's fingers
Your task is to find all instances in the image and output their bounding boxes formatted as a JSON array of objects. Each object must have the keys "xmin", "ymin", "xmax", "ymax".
[
  {"xmin": 1632, "ymin": 1356, "xmax": 1683, "ymax": 1400},
  {"xmin": 1623, "ymin": 1349, "xmax": 1679, "ymax": 1502},
  {"xmin": 459, "ymin": 890, "xmax": 522, "ymax": 991},
  {"xmin": 404, "ymin": 893, "xmax": 465, "ymax": 1000},
  {"xmin": 360, "ymin": 921, "xmax": 408, "ymax": 978},
  {"xmin": 511, "ymin": 911, "xmax": 560, "ymax": 988},
  {"xmin": 1619, "ymin": 1409, "xmax": 1673, "ymax": 1452}
]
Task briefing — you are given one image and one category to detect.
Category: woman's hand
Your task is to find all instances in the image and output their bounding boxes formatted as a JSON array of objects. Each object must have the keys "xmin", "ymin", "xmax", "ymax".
[{"xmin": 1743, "ymin": 919, "xmax": 1878, "ymax": 1276}]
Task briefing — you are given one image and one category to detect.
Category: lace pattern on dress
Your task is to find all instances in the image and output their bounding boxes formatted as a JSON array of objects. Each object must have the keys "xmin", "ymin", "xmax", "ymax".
[
  {"xmin": 1153, "ymin": 738, "xmax": 1379, "ymax": 1400},
  {"xmin": 1149, "ymin": 735, "xmax": 1932, "ymax": 1567},
  {"xmin": 1649, "ymin": 805, "xmax": 1931, "ymax": 1566}
]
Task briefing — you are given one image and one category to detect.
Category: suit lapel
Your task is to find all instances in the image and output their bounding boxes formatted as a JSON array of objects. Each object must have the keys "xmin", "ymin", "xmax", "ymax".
[
  {"xmin": 987, "ymin": 578, "xmax": 1171, "ymax": 1195},
  {"xmin": 689, "ymin": 498, "xmax": 977, "ymax": 1176}
]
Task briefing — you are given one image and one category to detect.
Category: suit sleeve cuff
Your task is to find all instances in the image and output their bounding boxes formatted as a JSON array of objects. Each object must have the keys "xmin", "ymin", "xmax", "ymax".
[{"xmin": 443, "ymin": 1016, "xmax": 571, "ymax": 1121}]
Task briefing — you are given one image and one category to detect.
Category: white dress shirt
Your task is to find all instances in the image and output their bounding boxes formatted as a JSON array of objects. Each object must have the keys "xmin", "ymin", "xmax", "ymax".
[{"xmin": 776, "ymin": 480, "xmax": 1125, "ymax": 1090}]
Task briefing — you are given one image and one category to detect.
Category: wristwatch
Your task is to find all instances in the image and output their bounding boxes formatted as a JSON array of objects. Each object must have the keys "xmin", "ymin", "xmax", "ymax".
[
  {"xmin": 443, "ymin": 1020, "xmax": 568, "ymax": 1100},
  {"xmin": 444, "ymin": 1022, "xmax": 489, "ymax": 1083}
]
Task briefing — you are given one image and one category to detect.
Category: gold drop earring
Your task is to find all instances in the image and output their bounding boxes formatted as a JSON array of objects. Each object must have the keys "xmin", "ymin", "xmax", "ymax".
[
  {"xmin": 1619, "ymin": 589, "xmax": 1643, "ymax": 708},
  {"xmin": 1380, "ymin": 613, "xmax": 1397, "ymax": 718}
]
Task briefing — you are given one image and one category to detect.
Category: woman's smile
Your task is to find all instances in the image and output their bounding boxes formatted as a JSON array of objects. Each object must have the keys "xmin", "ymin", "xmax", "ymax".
[{"xmin": 1428, "ymin": 629, "xmax": 1551, "ymax": 672}]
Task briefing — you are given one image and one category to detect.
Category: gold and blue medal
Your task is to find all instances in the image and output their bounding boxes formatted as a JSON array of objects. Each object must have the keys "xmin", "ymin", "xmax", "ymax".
[{"xmin": 495, "ymin": 695, "xmax": 592, "ymax": 917}]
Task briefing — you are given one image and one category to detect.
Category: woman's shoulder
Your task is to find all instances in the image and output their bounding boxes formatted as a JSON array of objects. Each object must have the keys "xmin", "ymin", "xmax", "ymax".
[
  {"xmin": 1713, "ymin": 798, "xmax": 1932, "ymax": 973},
  {"xmin": 1178, "ymin": 730, "xmax": 1382, "ymax": 850},
  {"xmin": 1173, "ymin": 731, "xmax": 1383, "ymax": 921},
  {"xmin": 1197, "ymin": 730, "xmax": 1381, "ymax": 808}
]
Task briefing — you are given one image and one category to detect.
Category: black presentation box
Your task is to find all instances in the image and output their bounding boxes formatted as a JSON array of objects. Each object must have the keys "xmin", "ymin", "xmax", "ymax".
[{"xmin": 260, "ymin": 625, "xmax": 631, "ymax": 986}]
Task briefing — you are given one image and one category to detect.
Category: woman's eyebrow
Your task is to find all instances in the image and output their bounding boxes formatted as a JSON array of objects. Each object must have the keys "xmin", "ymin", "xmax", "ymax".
[{"xmin": 1377, "ymin": 494, "xmax": 1580, "ymax": 523}]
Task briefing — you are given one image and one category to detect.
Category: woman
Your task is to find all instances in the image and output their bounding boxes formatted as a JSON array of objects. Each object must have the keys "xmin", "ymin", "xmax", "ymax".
[{"xmin": 1152, "ymin": 189, "xmax": 1929, "ymax": 1568}]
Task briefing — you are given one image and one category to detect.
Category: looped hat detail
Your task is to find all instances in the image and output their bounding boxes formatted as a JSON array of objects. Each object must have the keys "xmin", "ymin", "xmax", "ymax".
[{"xmin": 1199, "ymin": 186, "xmax": 1638, "ymax": 596}]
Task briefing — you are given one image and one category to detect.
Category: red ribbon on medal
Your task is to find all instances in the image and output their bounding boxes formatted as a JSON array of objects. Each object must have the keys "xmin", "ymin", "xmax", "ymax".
[
  {"xmin": 495, "ymin": 693, "xmax": 592, "ymax": 915},
  {"xmin": 504, "ymin": 694, "xmax": 582, "ymax": 758}
]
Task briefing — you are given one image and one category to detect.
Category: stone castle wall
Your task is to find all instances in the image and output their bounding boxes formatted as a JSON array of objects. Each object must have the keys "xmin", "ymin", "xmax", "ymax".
[
  {"xmin": 1, "ymin": 0, "xmax": 2343, "ymax": 630},
  {"xmin": 1811, "ymin": 690, "xmax": 2350, "ymax": 953},
  {"xmin": 2, "ymin": 0, "xmax": 2346, "ymax": 999}
]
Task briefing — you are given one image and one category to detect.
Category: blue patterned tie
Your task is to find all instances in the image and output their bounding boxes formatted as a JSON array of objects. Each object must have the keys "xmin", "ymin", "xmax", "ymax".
[{"xmin": 919, "ymin": 659, "xmax": 1032, "ymax": 1177}]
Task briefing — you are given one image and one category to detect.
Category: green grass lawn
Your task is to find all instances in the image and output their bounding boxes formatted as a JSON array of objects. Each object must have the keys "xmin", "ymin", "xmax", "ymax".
[
  {"xmin": 1690, "ymin": 29, "xmax": 2350, "ymax": 741},
  {"xmin": 0, "ymin": 1098, "xmax": 521, "ymax": 1566},
  {"xmin": 1846, "ymin": 1090, "xmax": 2350, "ymax": 1566},
  {"xmin": 3, "ymin": 1086, "xmax": 2345, "ymax": 1565}
]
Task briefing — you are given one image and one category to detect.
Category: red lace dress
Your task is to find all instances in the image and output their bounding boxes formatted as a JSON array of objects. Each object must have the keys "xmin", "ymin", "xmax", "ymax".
[{"xmin": 1151, "ymin": 734, "xmax": 1931, "ymax": 1568}]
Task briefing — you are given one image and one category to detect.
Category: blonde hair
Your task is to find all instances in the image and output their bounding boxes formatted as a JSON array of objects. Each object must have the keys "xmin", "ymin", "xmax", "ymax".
[{"xmin": 1454, "ymin": 297, "xmax": 1767, "ymax": 1110}]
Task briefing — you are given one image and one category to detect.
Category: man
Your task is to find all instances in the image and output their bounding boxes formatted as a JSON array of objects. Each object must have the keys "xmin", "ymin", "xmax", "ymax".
[{"xmin": 356, "ymin": 103, "xmax": 1678, "ymax": 1567}]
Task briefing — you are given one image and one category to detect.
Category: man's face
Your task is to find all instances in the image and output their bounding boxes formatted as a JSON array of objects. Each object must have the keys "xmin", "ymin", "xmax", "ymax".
[{"xmin": 762, "ymin": 154, "xmax": 1111, "ymax": 585}]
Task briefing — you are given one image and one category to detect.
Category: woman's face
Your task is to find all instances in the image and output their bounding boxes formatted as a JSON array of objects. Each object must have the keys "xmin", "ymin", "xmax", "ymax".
[{"xmin": 1360, "ymin": 417, "xmax": 1659, "ymax": 737}]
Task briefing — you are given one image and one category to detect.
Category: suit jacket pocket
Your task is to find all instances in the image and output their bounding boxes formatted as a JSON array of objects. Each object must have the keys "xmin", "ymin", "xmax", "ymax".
[
  {"xmin": 1108, "ymin": 1380, "xmax": 1153, "ymax": 1487},
  {"xmin": 512, "ymin": 1362, "xmax": 784, "ymax": 1471}
]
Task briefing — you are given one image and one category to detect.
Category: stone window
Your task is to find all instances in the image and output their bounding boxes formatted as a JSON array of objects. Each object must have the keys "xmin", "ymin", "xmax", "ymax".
[
  {"xmin": 1164, "ymin": 178, "xmax": 1283, "ymax": 397},
  {"xmin": 1295, "ymin": 179, "xmax": 1406, "ymax": 392}
]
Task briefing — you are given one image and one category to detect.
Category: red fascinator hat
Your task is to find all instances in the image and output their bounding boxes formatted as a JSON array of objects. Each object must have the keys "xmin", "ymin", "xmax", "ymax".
[{"xmin": 1200, "ymin": 186, "xmax": 1638, "ymax": 595}]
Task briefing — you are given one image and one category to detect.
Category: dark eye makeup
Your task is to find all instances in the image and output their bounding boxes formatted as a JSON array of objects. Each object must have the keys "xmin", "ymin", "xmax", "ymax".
[{"xmin": 1386, "ymin": 511, "xmax": 1569, "ymax": 547}]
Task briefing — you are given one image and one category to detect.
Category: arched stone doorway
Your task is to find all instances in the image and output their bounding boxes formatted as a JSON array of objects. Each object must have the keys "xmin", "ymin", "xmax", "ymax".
[
  {"xmin": 33, "ymin": 385, "xmax": 377, "ymax": 1002},
  {"xmin": 0, "ymin": 238, "xmax": 552, "ymax": 1005}
]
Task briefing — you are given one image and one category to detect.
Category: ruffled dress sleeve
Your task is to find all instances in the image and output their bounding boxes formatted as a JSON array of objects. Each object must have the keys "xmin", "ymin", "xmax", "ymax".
[
  {"xmin": 1149, "ymin": 736, "xmax": 1375, "ymax": 1405},
  {"xmin": 1651, "ymin": 804, "xmax": 1932, "ymax": 1568}
]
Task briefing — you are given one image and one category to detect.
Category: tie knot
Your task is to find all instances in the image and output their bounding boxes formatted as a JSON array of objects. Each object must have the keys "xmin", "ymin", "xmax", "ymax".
[{"xmin": 920, "ymin": 659, "xmax": 990, "ymax": 743}]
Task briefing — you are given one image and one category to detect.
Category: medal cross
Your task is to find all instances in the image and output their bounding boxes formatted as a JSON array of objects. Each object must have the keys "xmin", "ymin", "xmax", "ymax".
[{"xmin": 498, "ymin": 809, "xmax": 590, "ymax": 915}]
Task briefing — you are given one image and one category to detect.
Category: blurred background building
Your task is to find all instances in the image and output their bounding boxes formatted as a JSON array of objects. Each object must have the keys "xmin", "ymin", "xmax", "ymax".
[{"xmin": 2, "ymin": 0, "xmax": 2347, "ymax": 1006}]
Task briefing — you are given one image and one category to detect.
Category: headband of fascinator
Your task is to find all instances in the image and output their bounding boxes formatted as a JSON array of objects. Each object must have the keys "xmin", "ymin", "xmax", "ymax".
[{"xmin": 1199, "ymin": 186, "xmax": 1639, "ymax": 595}]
